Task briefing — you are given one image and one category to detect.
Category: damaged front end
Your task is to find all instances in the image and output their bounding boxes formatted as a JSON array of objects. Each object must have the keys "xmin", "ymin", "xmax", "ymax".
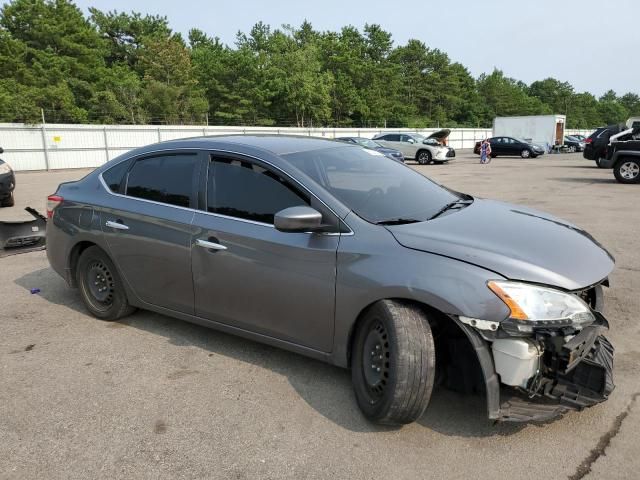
[
  {"xmin": 457, "ymin": 281, "xmax": 615, "ymax": 422},
  {"xmin": 0, "ymin": 207, "xmax": 47, "ymax": 258}
]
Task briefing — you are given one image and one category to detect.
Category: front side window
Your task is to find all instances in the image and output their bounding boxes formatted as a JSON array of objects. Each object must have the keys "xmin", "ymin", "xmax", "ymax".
[
  {"xmin": 207, "ymin": 157, "xmax": 309, "ymax": 224},
  {"xmin": 125, "ymin": 153, "xmax": 199, "ymax": 208}
]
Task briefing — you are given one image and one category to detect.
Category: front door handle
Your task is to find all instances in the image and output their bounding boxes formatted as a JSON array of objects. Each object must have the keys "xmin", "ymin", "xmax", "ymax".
[
  {"xmin": 105, "ymin": 220, "xmax": 129, "ymax": 231},
  {"xmin": 195, "ymin": 238, "xmax": 227, "ymax": 251}
]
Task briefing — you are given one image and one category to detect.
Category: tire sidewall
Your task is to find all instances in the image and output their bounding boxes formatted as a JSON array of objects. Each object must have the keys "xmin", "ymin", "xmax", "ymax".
[{"xmin": 351, "ymin": 305, "xmax": 399, "ymax": 420}]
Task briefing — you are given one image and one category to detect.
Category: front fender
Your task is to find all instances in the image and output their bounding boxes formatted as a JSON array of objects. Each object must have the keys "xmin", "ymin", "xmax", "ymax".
[{"xmin": 330, "ymin": 222, "xmax": 510, "ymax": 367}]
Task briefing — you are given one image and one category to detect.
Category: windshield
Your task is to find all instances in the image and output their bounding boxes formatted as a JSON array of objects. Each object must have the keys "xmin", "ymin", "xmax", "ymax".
[
  {"xmin": 283, "ymin": 146, "xmax": 462, "ymax": 224},
  {"xmin": 355, "ymin": 138, "xmax": 380, "ymax": 149}
]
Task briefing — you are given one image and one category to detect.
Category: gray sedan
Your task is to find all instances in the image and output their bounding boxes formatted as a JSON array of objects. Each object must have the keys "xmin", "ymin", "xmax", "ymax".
[{"xmin": 46, "ymin": 135, "xmax": 615, "ymax": 425}]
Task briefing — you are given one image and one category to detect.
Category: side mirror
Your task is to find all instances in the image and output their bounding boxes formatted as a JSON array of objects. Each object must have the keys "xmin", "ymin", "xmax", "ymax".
[
  {"xmin": 407, "ymin": 138, "xmax": 415, "ymax": 144},
  {"xmin": 274, "ymin": 206, "xmax": 323, "ymax": 233},
  {"xmin": 0, "ymin": 147, "xmax": 4, "ymax": 154}
]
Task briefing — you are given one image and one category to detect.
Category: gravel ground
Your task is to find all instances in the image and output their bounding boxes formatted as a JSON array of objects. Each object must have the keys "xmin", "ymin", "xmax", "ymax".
[{"xmin": 1, "ymin": 151, "xmax": 639, "ymax": 479}]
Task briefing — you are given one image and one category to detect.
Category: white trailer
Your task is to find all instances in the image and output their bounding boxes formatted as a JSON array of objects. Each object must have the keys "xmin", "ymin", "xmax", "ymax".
[{"xmin": 493, "ymin": 115, "xmax": 566, "ymax": 149}]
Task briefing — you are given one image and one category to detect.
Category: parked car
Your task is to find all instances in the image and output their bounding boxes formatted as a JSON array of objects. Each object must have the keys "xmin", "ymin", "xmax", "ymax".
[
  {"xmin": 335, "ymin": 137, "xmax": 404, "ymax": 162},
  {"xmin": 595, "ymin": 126, "xmax": 640, "ymax": 183},
  {"xmin": 372, "ymin": 131, "xmax": 456, "ymax": 165},
  {"xmin": 47, "ymin": 136, "xmax": 615, "ymax": 425},
  {"xmin": 0, "ymin": 147, "xmax": 15, "ymax": 207},
  {"xmin": 570, "ymin": 134, "xmax": 587, "ymax": 142},
  {"xmin": 583, "ymin": 125, "xmax": 623, "ymax": 168},
  {"xmin": 474, "ymin": 137, "xmax": 545, "ymax": 158},
  {"xmin": 564, "ymin": 136, "xmax": 585, "ymax": 153}
]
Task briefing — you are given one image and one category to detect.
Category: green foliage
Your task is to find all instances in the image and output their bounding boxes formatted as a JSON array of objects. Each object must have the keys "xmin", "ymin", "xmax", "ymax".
[{"xmin": 0, "ymin": 1, "xmax": 636, "ymax": 127}]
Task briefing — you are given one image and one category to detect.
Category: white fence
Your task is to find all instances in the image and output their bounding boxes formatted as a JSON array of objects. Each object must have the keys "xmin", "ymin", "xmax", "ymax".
[{"xmin": 0, "ymin": 123, "xmax": 595, "ymax": 172}]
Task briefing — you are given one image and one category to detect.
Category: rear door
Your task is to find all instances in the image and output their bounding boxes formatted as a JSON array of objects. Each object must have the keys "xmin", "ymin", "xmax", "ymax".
[
  {"xmin": 101, "ymin": 151, "xmax": 203, "ymax": 314},
  {"xmin": 190, "ymin": 153, "xmax": 341, "ymax": 352},
  {"xmin": 491, "ymin": 137, "xmax": 505, "ymax": 155}
]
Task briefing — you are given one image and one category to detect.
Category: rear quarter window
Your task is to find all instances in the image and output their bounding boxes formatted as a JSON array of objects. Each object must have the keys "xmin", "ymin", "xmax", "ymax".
[{"xmin": 102, "ymin": 160, "xmax": 132, "ymax": 193}]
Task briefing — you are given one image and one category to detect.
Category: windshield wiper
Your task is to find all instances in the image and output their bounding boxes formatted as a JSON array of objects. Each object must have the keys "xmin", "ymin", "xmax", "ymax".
[
  {"xmin": 428, "ymin": 199, "xmax": 473, "ymax": 220},
  {"xmin": 375, "ymin": 218, "xmax": 422, "ymax": 226}
]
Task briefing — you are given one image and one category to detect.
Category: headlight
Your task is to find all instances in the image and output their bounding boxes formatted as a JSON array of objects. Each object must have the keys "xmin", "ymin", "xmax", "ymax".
[
  {"xmin": 488, "ymin": 280, "xmax": 594, "ymax": 332},
  {"xmin": 0, "ymin": 163, "xmax": 11, "ymax": 175}
]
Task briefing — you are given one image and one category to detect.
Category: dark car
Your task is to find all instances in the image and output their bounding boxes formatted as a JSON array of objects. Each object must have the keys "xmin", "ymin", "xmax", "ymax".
[
  {"xmin": 595, "ymin": 126, "xmax": 640, "ymax": 183},
  {"xmin": 46, "ymin": 135, "xmax": 615, "ymax": 425},
  {"xmin": 564, "ymin": 136, "xmax": 585, "ymax": 153},
  {"xmin": 336, "ymin": 137, "xmax": 404, "ymax": 162},
  {"xmin": 0, "ymin": 148, "xmax": 16, "ymax": 207},
  {"xmin": 570, "ymin": 134, "xmax": 587, "ymax": 142},
  {"xmin": 583, "ymin": 125, "xmax": 623, "ymax": 167},
  {"xmin": 474, "ymin": 137, "xmax": 545, "ymax": 158}
]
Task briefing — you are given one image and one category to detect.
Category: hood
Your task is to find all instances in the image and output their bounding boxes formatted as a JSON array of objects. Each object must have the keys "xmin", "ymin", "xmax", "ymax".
[
  {"xmin": 387, "ymin": 199, "xmax": 614, "ymax": 291},
  {"xmin": 427, "ymin": 129, "xmax": 451, "ymax": 141}
]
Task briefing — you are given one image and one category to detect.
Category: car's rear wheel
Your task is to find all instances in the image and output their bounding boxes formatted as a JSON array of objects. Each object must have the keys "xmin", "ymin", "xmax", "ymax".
[
  {"xmin": 351, "ymin": 300, "xmax": 436, "ymax": 425},
  {"xmin": 76, "ymin": 246, "xmax": 135, "ymax": 321},
  {"xmin": 613, "ymin": 158, "xmax": 640, "ymax": 184},
  {"xmin": 521, "ymin": 149, "xmax": 531, "ymax": 158},
  {"xmin": 568, "ymin": 146, "xmax": 576, "ymax": 153},
  {"xmin": 416, "ymin": 150, "xmax": 432, "ymax": 165}
]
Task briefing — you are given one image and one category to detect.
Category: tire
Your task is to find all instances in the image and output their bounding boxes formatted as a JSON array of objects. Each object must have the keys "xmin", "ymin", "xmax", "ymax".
[
  {"xmin": 520, "ymin": 149, "xmax": 531, "ymax": 158},
  {"xmin": 351, "ymin": 300, "xmax": 436, "ymax": 425},
  {"xmin": 1, "ymin": 192, "xmax": 14, "ymax": 207},
  {"xmin": 490, "ymin": 153, "xmax": 497, "ymax": 158},
  {"xmin": 613, "ymin": 158, "xmax": 640, "ymax": 184},
  {"xmin": 416, "ymin": 150, "xmax": 432, "ymax": 165},
  {"xmin": 76, "ymin": 246, "xmax": 136, "ymax": 321},
  {"xmin": 568, "ymin": 146, "xmax": 576, "ymax": 153},
  {"xmin": 595, "ymin": 157, "xmax": 607, "ymax": 169}
]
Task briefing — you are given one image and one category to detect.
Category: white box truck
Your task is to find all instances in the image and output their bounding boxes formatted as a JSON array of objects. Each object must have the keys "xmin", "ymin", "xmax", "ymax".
[{"xmin": 493, "ymin": 115, "xmax": 566, "ymax": 150}]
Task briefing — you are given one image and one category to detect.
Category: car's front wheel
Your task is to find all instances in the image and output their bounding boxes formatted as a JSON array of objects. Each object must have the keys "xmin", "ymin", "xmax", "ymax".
[
  {"xmin": 351, "ymin": 300, "xmax": 436, "ymax": 425},
  {"xmin": 416, "ymin": 150, "xmax": 432, "ymax": 165},
  {"xmin": 521, "ymin": 149, "xmax": 531, "ymax": 158},
  {"xmin": 1, "ymin": 192, "xmax": 14, "ymax": 207},
  {"xmin": 76, "ymin": 246, "xmax": 136, "ymax": 321},
  {"xmin": 613, "ymin": 158, "xmax": 640, "ymax": 184}
]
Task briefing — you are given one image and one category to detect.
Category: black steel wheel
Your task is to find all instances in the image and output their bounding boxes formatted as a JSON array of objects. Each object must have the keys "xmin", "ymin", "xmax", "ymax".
[
  {"xmin": 77, "ymin": 246, "xmax": 135, "ymax": 321},
  {"xmin": 352, "ymin": 300, "xmax": 436, "ymax": 425}
]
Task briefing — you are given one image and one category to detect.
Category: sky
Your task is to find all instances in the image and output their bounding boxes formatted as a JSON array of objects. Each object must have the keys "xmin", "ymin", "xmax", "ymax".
[{"xmin": 70, "ymin": 0, "xmax": 639, "ymax": 97}]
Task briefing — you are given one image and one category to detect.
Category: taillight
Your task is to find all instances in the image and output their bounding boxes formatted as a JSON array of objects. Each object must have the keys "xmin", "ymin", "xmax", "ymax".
[
  {"xmin": 47, "ymin": 195, "xmax": 63, "ymax": 219},
  {"xmin": 585, "ymin": 138, "xmax": 593, "ymax": 144}
]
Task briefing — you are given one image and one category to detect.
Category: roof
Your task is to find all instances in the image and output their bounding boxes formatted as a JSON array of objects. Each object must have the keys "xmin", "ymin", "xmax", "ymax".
[{"xmin": 171, "ymin": 134, "xmax": 346, "ymax": 156}]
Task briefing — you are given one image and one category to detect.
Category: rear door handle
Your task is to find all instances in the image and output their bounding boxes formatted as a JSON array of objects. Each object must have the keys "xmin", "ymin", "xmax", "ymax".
[
  {"xmin": 195, "ymin": 238, "xmax": 227, "ymax": 251},
  {"xmin": 105, "ymin": 220, "xmax": 129, "ymax": 231}
]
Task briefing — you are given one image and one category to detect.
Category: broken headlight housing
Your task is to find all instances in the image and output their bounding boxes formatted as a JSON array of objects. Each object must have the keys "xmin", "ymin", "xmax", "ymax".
[{"xmin": 488, "ymin": 280, "xmax": 595, "ymax": 333}]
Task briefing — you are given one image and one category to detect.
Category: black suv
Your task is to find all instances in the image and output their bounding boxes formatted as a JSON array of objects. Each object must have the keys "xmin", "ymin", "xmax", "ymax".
[
  {"xmin": 597, "ymin": 127, "xmax": 640, "ymax": 183},
  {"xmin": 583, "ymin": 125, "xmax": 623, "ymax": 167}
]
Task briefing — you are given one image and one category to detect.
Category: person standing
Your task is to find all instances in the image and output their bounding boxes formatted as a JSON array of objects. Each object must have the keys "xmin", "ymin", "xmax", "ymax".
[{"xmin": 480, "ymin": 138, "xmax": 492, "ymax": 164}]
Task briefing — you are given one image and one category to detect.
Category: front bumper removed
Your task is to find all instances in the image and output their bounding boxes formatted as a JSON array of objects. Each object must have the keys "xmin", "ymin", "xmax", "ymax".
[
  {"xmin": 454, "ymin": 314, "xmax": 615, "ymax": 423},
  {"xmin": 499, "ymin": 332, "xmax": 614, "ymax": 422},
  {"xmin": 0, "ymin": 207, "xmax": 47, "ymax": 258}
]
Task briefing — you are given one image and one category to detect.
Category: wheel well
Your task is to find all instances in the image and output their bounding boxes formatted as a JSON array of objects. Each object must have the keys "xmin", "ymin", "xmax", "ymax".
[
  {"xmin": 347, "ymin": 299, "xmax": 485, "ymax": 395},
  {"xmin": 68, "ymin": 241, "xmax": 97, "ymax": 287}
]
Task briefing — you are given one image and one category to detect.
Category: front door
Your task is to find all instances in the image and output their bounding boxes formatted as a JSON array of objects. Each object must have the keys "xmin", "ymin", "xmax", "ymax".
[
  {"xmin": 191, "ymin": 154, "xmax": 340, "ymax": 352},
  {"xmin": 101, "ymin": 151, "xmax": 202, "ymax": 314}
]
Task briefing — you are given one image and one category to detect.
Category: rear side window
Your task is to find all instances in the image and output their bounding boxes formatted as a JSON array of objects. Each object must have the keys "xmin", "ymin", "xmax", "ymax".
[
  {"xmin": 207, "ymin": 157, "xmax": 309, "ymax": 224},
  {"xmin": 125, "ymin": 154, "xmax": 199, "ymax": 208},
  {"xmin": 102, "ymin": 159, "xmax": 131, "ymax": 193}
]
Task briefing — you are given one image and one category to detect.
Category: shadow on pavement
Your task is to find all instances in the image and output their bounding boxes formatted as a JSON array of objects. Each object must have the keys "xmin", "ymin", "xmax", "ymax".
[
  {"xmin": 17, "ymin": 266, "xmax": 525, "ymax": 438},
  {"xmin": 556, "ymin": 177, "xmax": 618, "ymax": 184}
]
